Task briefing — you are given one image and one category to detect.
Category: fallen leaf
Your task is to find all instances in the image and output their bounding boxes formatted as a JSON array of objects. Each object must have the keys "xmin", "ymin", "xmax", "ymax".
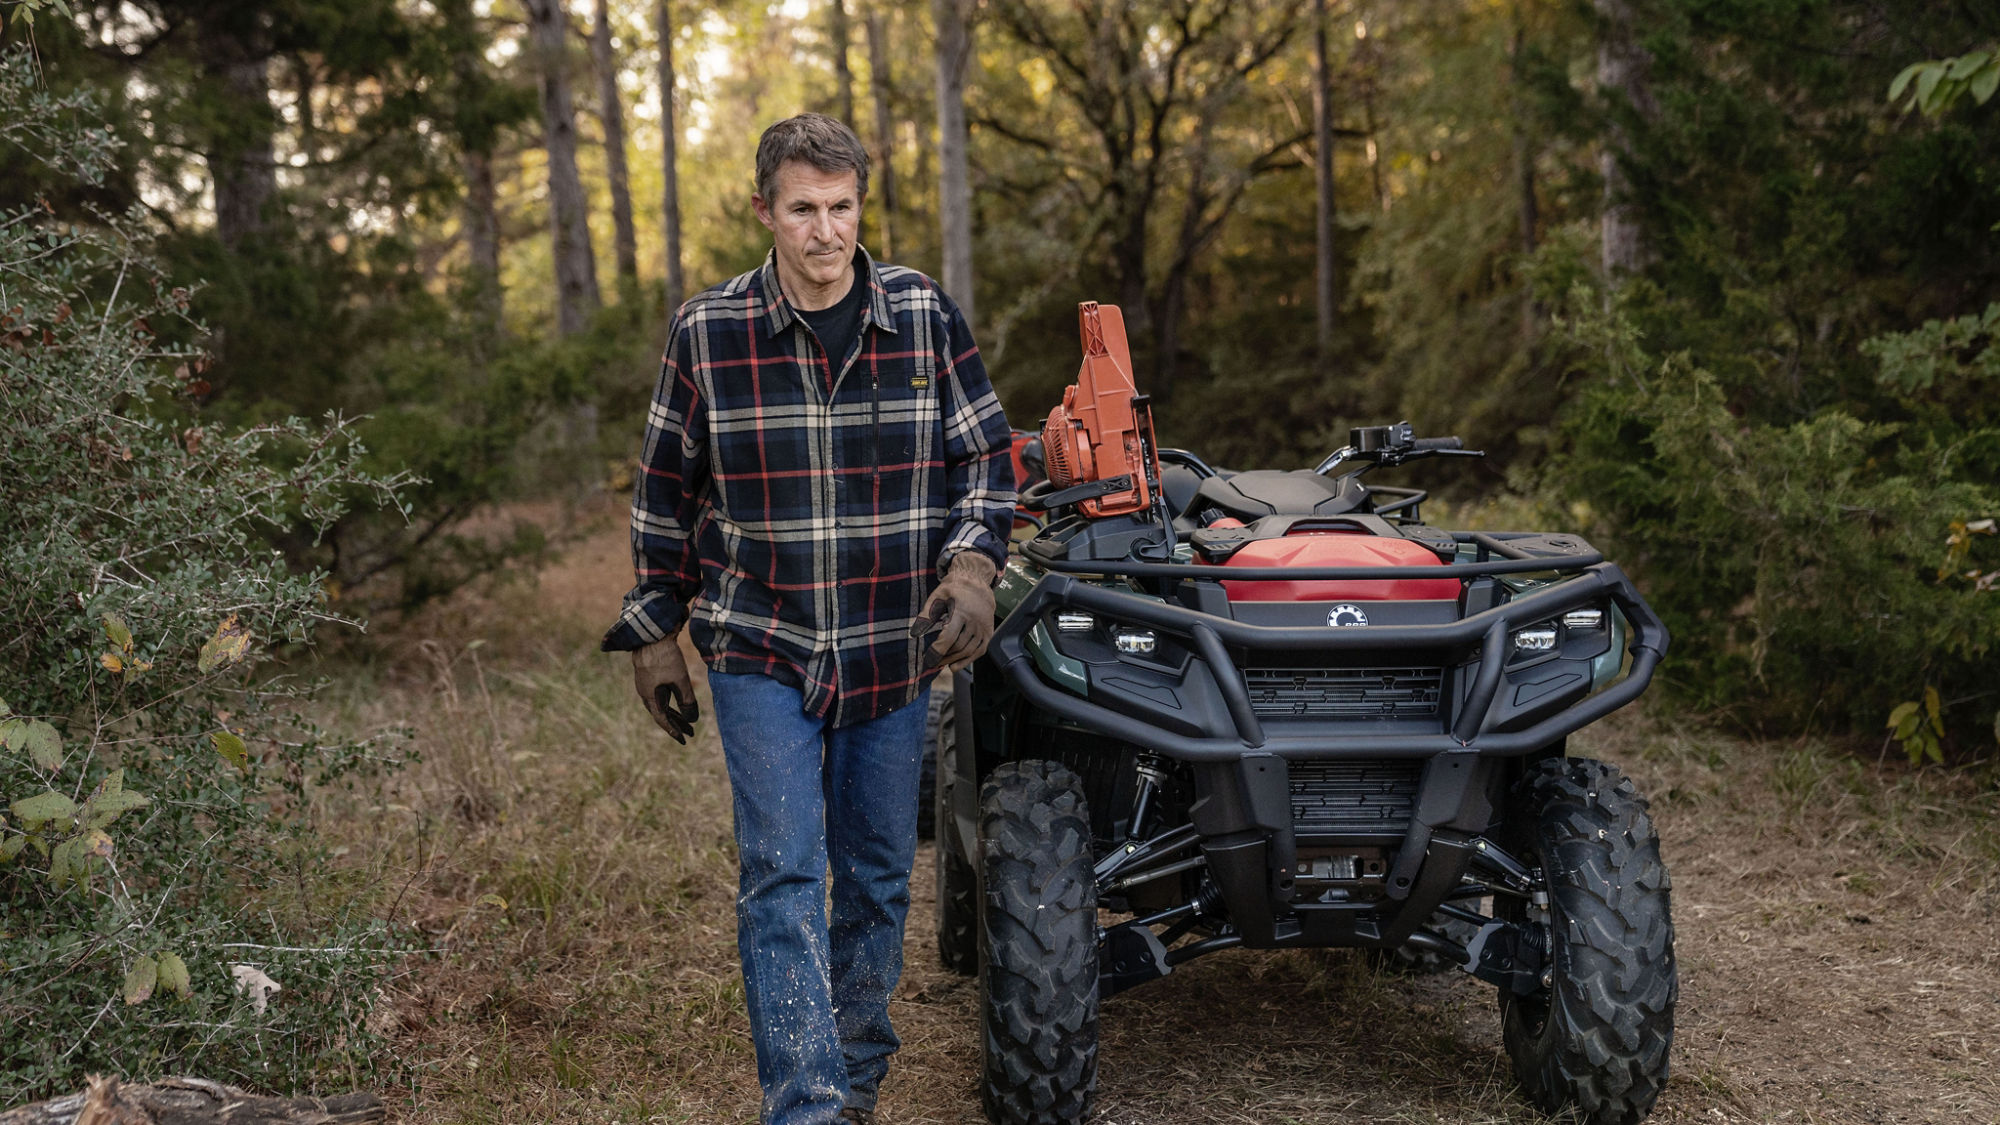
[
  {"xmin": 211, "ymin": 730, "xmax": 249, "ymax": 770},
  {"xmin": 157, "ymin": 952, "xmax": 192, "ymax": 999},
  {"xmin": 198, "ymin": 615, "xmax": 252, "ymax": 674},
  {"xmin": 230, "ymin": 964, "xmax": 281, "ymax": 1013},
  {"xmin": 125, "ymin": 955, "xmax": 159, "ymax": 1005},
  {"xmin": 21, "ymin": 719, "xmax": 62, "ymax": 772}
]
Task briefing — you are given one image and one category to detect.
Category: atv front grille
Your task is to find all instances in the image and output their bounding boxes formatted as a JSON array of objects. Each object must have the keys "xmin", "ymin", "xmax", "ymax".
[
  {"xmin": 1289, "ymin": 759, "xmax": 1422, "ymax": 834},
  {"xmin": 1242, "ymin": 666, "xmax": 1445, "ymax": 720}
]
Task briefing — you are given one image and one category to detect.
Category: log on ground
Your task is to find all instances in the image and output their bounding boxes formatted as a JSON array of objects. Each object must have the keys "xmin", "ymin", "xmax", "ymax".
[{"xmin": 0, "ymin": 1076, "xmax": 384, "ymax": 1125}]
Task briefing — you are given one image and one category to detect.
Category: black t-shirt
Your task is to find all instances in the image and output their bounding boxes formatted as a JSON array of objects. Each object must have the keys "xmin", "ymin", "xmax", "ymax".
[{"xmin": 796, "ymin": 274, "xmax": 868, "ymax": 376}]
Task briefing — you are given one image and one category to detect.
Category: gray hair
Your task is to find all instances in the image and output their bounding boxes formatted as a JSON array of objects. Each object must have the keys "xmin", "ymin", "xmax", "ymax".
[{"xmin": 754, "ymin": 113, "xmax": 870, "ymax": 204}]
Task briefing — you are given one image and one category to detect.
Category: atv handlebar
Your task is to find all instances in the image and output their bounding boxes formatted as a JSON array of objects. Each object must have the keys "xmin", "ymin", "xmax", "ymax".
[{"xmin": 1313, "ymin": 424, "xmax": 1481, "ymax": 475}]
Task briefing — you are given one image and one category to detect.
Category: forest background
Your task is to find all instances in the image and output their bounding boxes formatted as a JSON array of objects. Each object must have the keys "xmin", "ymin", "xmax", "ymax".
[{"xmin": 1, "ymin": 0, "xmax": 1997, "ymax": 1112}]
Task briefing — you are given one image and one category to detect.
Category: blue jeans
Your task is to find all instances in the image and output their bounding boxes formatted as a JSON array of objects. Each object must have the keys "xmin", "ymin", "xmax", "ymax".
[{"xmin": 706, "ymin": 671, "xmax": 928, "ymax": 1125}]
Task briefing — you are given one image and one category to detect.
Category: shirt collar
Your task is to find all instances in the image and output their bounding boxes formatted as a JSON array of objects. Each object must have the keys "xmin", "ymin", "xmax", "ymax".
[{"xmin": 756, "ymin": 245, "xmax": 897, "ymax": 340}]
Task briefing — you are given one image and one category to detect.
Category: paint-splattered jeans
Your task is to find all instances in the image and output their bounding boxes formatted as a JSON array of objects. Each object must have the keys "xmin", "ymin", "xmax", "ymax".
[{"xmin": 706, "ymin": 671, "xmax": 929, "ymax": 1125}]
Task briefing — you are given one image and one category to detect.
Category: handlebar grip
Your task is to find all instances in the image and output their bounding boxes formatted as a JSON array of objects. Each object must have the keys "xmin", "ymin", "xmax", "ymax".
[{"xmin": 1412, "ymin": 436, "xmax": 1463, "ymax": 451}]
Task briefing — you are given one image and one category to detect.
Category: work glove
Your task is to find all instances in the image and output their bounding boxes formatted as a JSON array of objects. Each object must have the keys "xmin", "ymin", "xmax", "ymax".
[
  {"xmin": 631, "ymin": 634, "xmax": 700, "ymax": 744},
  {"xmin": 911, "ymin": 552, "xmax": 999, "ymax": 672}
]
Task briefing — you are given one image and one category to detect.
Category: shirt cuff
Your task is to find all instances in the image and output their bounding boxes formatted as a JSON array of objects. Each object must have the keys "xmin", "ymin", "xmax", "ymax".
[
  {"xmin": 938, "ymin": 539, "xmax": 1006, "ymax": 585},
  {"xmin": 600, "ymin": 588, "xmax": 689, "ymax": 652}
]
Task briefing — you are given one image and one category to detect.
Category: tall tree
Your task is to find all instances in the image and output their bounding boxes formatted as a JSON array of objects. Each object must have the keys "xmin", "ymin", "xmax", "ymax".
[
  {"xmin": 195, "ymin": 15, "xmax": 276, "ymax": 248},
  {"xmin": 829, "ymin": 0, "xmax": 855, "ymax": 125},
  {"xmin": 987, "ymin": 0, "xmax": 1311, "ymax": 399},
  {"xmin": 934, "ymin": 0, "xmax": 975, "ymax": 328},
  {"xmin": 1311, "ymin": 0, "xmax": 1337, "ymax": 364},
  {"xmin": 439, "ymin": 0, "xmax": 525, "ymax": 334},
  {"xmin": 1594, "ymin": 0, "xmax": 1654, "ymax": 277},
  {"xmin": 593, "ymin": 0, "xmax": 640, "ymax": 292},
  {"xmin": 864, "ymin": 1, "xmax": 897, "ymax": 260},
  {"xmin": 658, "ymin": 0, "xmax": 685, "ymax": 310},
  {"xmin": 525, "ymin": 0, "xmax": 601, "ymax": 335}
]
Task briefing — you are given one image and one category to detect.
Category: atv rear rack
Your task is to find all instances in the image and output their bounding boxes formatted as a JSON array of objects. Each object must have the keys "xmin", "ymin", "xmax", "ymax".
[{"xmin": 990, "ymin": 557, "xmax": 1667, "ymax": 762}]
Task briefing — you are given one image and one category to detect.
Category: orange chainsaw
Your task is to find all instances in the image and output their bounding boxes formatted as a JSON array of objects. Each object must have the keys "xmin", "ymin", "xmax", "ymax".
[{"xmin": 1037, "ymin": 301, "xmax": 1163, "ymax": 520}]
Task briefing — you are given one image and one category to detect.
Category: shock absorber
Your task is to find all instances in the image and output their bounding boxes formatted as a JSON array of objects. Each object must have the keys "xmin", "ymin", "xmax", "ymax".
[{"xmin": 1128, "ymin": 752, "xmax": 1170, "ymax": 840}]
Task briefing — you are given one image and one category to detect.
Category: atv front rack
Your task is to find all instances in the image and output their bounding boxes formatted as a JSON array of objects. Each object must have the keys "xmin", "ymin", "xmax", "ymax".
[{"xmin": 991, "ymin": 544, "xmax": 1667, "ymax": 762}]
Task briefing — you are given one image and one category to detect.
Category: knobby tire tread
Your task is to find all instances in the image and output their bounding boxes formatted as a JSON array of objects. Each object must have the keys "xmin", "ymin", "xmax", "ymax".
[
  {"xmin": 1503, "ymin": 757, "xmax": 1677, "ymax": 1125},
  {"xmin": 933, "ymin": 686, "xmax": 979, "ymax": 975},
  {"xmin": 978, "ymin": 760, "xmax": 1098, "ymax": 1125}
]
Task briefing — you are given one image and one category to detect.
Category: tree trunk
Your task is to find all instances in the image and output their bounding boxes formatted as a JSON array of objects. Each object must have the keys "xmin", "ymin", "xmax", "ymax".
[
  {"xmin": 829, "ymin": 0, "xmax": 855, "ymax": 126},
  {"xmin": 198, "ymin": 19, "xmax": 276, "ymax": 248},
  {"xmin": 658, "ymin": 0, "xmax": 685, "ymax": 311},
  {"xmin": 1595, "ymin": 0, "xmax": 1655, "ymax": 278},
  {"xmin": 1510, "ymin": 17, "xmax": 1541, "ymax": 342},
  {"xmin": 933, "ymin": 0, "xmax": 974, "ymax": 329},
  {"xmin": 0, "ymin": 1076, "xmax": 383, "ymax": 1125},
  {"xmin": 442, "ymin": 0, "xmax": 503, "ymax": 330},
  {"xmin": 525, "ymin": 0, "xmax": 602, "ymax": 336},
  {"xmin": 463, "ymin": 147, "xmax": 504, "ymax": 330},
  {"xmin": 592, "ymin": 0, "xmax": 640, "ymax": 293},
  {"xmin": 1311, "ymin": 0, "xmax": 1337, "ymax": 366},
  {"xmin": 864, "ymin": 2, "xmax": 898, "ymax": 261}
]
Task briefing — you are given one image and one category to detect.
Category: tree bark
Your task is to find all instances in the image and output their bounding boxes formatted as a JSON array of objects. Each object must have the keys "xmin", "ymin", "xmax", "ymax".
[
  {"xmin": 592, "ymin": 0, "xmax": 640, "ymax": 292},
  {"xmin": 933, "ymin": 0, "xmax": 975, "ymax": 329},
  {"xmin": 197, "ymin": 19, "xmax": 276, "ymax": 248},
  {"xmin": 1311, "ymin": 0, "xmax": 1337, "ymax": 365},
  {"xmin": 463, "ymin": 147, "xmax": 504, "ymax": 329},
  {"xmin": 525, "ymin": 0, "xmax": 602, "ymax": 336},
  {"xmin": 0, "ymin": 1075, "xmax": 383, "ymax": 1125},
  {"xmin": 864, "ymin": 2, "xmax": 898, "ymax": 261},
  {"xmin": 1510, "ymin": 16, "xmax": 1541, "ymax": 342},
  {"xmin": 1595, "ymin": 0, "xmax": 1656, "ymax": 278},
  {"xmin": 830, "ymin": 0, "xmax": 856, "ymax": 126},
  {"xmin": 658, "ymin": 0, "xmax": 685, "ymax": 311}
]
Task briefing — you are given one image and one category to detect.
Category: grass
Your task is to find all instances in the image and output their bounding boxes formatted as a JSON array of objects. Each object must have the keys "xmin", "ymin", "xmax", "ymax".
[{"xmin": 295, "ymin": 509, "xmax": 2000, "ymax": 1124}]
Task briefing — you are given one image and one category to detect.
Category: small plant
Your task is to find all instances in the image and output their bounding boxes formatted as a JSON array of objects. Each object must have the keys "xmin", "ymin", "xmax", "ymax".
[
  {"xmin": 1, "ymin": 46, "xmax": 416, "ymax": 1101},
  {"xmin": 1889, "ymin": 49, "xmax": 2000, "ymax": 118},
  {"xmin": 1885, "ymin": 688, "xmax": 1946, "ymax": 765}
]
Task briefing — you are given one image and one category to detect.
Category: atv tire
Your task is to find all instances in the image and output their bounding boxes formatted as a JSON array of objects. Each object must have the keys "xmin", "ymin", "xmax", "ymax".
[
  {"xmin": 933, "ymin": 685, "xmax": 979, "ymax": 975},
  {"xmin": 916, "ymin": 683, "xmax": 947, "ymax": 840},
  {"xmin": 978, "ymin": 760, "xmax": 1098, "ymax": 1125},
  {"xmin": 1499, "ymin": 758, "xmax": 1676, "ymax": 1125}
]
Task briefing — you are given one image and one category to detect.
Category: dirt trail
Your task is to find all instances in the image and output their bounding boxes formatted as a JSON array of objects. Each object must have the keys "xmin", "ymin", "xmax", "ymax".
[{"xmin": 386, "ymin": 516, "xmax": 2000, "ymax": 1125}]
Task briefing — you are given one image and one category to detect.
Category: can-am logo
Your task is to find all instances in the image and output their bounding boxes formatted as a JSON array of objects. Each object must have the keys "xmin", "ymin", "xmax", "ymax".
[{"xmin": 1328, "ymin": 604, "xmax": 1369, "ymax": 627}]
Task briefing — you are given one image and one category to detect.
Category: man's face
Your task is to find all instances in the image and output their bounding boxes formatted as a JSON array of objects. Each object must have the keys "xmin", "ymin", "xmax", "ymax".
[{"xmin": 754, "ymin": 161, "xmax": 862, "ymax": 304}]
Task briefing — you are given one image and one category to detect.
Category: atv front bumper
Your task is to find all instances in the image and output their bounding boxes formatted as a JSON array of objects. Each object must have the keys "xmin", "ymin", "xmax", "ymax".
[{"xmin": 990, "ymin": 560, "xmax": 1668, "ymax": 761}]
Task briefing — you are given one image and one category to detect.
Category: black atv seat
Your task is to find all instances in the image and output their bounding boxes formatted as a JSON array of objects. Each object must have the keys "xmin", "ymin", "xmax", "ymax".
[{"xmin": 1185, "ymin": 469, "xmax": 1368, "ymax": 523}]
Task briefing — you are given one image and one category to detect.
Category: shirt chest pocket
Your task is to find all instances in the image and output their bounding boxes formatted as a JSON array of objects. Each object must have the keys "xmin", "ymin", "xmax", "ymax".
[{"xmin": 851, "ymin": 352, "xmax": 940, "ymax": 473}]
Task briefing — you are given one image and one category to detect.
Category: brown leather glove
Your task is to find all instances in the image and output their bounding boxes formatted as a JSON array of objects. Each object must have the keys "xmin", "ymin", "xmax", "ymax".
[
  {"xmin": 911, "ymin": 552, "xmax": 999, "ymax": 672},
  {"xmin": 631, "ymin": 635, "xmax": 699, "ymax": 743}
]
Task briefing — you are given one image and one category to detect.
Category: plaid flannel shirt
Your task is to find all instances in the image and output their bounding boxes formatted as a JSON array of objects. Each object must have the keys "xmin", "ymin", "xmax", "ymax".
[{"xmin": 602, "ymin": 249, "xmax": 1016, "ymax": 727}]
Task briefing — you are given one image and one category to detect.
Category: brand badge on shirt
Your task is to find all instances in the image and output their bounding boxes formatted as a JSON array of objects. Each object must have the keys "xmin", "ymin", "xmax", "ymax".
[{"xmin": 909, "ymin": 375, "xmax": 930, "ymax": 389}]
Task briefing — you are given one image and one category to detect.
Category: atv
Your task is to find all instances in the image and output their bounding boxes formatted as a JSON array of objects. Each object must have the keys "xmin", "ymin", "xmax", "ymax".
[{"xmin": 930, "ymin": 302, "xmax": 1677, "ymax": 1125}]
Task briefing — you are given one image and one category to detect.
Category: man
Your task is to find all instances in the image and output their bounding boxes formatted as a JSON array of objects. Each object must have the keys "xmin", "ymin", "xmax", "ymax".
[{"xmin": 602, "ymin": 113, "xmax": 1015, "ymax": 1125}]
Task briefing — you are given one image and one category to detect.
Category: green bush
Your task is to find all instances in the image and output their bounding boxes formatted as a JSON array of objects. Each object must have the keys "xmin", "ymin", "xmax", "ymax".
[
  {"xmin": 1543, "ymin": 288, "xmax": 2000, "ymax": 754},
  {"xmin": 0, "ymin": 49, "xmax": 415, "ymax": 1100}
]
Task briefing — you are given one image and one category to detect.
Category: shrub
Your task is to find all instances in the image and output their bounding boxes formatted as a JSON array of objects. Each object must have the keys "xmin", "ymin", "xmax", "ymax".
[
  {"xmin": 1542, "ymin": 287, "xmax": 2000, "ymax": 753},
  {"xmin": 0, "ymin": 48, "xmax": 415, "ymax": 1100}
]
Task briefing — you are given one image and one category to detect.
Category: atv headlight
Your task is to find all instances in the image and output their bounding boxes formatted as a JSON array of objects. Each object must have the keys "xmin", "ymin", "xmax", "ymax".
[
  {"xmin": 1112, "ymin": 628, "xmax": 1157, "ymax": 656},
  {"xmin": 1055, "ymin": 611, "xmax": 1095, "ymax": 633},
  {"xmin": 1562, "ymin": 609, "xmax": 1604, "ymax": 630},
  {"xmin": 1513, "ymin": 625, "xmax": 1558, "ymax": 652}
]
